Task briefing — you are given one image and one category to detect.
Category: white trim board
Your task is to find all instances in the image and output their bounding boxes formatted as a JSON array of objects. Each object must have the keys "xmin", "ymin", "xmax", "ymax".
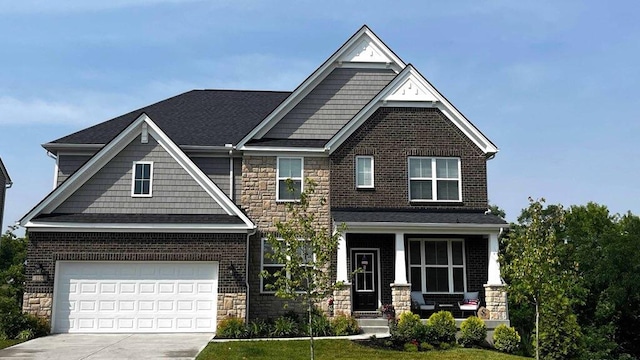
[{"xmin": 20, "ymin": 113, "xmax": 255, "ymax": 230}]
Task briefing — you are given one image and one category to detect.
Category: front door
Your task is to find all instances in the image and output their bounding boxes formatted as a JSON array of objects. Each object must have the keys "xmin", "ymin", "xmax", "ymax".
[{"xmin": 351, "ymin": 249, "xmax": 379, "ymax": 311}]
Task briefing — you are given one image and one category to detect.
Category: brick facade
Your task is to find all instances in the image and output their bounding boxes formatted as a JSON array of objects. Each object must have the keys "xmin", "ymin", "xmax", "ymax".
[
  {"xmin": 23, "ymin": 231, "xmax": 247, "ymax": 322},
  {"xmin": 330, "ymin": 107, "xmax": 488, "ymax": 211},
  {"xmin": 241, "ymin": 156, "xmax": 332, "ymax": 319}
]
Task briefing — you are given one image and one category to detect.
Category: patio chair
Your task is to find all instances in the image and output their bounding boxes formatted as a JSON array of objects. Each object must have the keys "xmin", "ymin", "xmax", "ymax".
[
  {"xmin": 458, "ymin": 291, "xmax": 480, "ymax": 317},
  {"xmin": 410, "ymin": 291, "xmax": 436, "ymax": 318}
]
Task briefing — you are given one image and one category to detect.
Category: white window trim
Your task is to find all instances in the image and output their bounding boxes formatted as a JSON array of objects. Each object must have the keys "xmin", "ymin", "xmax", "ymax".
[
  {"xmin": 355, "ymin": 156, "xmax": 374, "ymax": 189},
  {"xmin": 276, "ymin": 157, "xmax": 304, "ymax": 202},
  {"xmin": 408, "ymin": 238, "xmax": 467, "ymax": 294},
  {"xmin": 131, "ymin": 161, "xmax": 153, "ymax": 197},
  {"xmin": 408, "ymin": 157, "xmax": 462, "ymax": 202},
  {"xmin": 260, "ymin": 238, "xmax": 315, "ymax": 294}
]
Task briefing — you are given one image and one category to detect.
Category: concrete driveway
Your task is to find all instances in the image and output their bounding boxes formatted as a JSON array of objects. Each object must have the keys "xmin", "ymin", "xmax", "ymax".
[{"xmin": 0, "ymin": 333, "xmax": 214, "ymax": 360}]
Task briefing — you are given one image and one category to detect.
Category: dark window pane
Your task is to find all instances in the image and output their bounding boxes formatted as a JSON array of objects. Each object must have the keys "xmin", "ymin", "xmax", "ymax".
[
  {"xmin": 279, "ymin": 180, "xmax": 301, "ymax": 200},
  {"xmin": 141, "ymin": 181, "xmax": 149, "ymax": 194},
  {"xmin": 453, "ymin": 268, "xmax": 464, "ymax": 292},
  {"xmin": 142, "ymin": 164, "xmax": 150, "ymax": 178},
  {"xmin": 437, "ymin": 180, "xmax": 459, "ymax": 200},
  {"xmin": 262, "ymin": 266, "xmax": 282, "ymax": 291},
  {"xmin": 452, "ymin": 242, "xmax": 463, "ymax": 265},
  {"xmin": 135, "ymin": 164, "xmax": 143, "ymax": 178},
  {"xmin": 134, "ymin": 181, "xmax": 142, "ymax": 194},
  {"xmin": 410, "ymin": 267, "xmax": 422, "ymax": 291},
  {"xmin": 425, "ymin": 242, "xmax": 436, "ymax": 264},
  {"xmin": 426, "ymin": 268, "xmax": 448, "ymax": 292},
  {"xmin": 409, "ymin": 241, "xmax": 421, "ymax": 264},
  {"xmin": 410, "ymin": 180, "xmax": 432, "ymax": 200},
  {"xmin": 435, "ymin": 241, "xmax": 448, "ymax": 265}
]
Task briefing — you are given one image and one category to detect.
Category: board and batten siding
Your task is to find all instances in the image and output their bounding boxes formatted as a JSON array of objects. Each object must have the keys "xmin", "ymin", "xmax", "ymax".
[
  {"xmin": 264, "ymin": 68, "xmax": 397, "ymax": 139},
  {"xmin": 53, "ymin": 135, "xmax": 226, "ymax": 214}
]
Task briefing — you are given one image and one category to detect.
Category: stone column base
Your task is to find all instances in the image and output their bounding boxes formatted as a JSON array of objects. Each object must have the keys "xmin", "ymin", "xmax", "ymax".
[
  {"xmin": 217, "ymin": 292, "xmax": 247, "ymax": 322},
  {"xmin": 484, "ymin": 284, "xmax": 508, "ymax": 320},
  {"xmin": 391, "ymin": 283, "xmax": 411, "ymax": 316},
  {"xmin": 332, "ymin": 283, "xmax": 352, "ymax": 317},
  {"xmin": 23, "ymin": 292, "xmax": 53, "ymax": 320}
]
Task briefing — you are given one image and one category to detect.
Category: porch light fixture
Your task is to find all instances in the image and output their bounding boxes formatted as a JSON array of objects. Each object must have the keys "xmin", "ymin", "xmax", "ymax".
[{"xmin": 32, "ymin": 263, "xmax": 48, "ymax": 283}]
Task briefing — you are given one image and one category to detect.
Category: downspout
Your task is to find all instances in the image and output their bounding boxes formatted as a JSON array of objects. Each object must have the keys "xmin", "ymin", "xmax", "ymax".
[
  {"xmin": 245, "ymin": 227, "xmax": 256, "ymax": 324},
  {"xmin": 46, "ymin": 151, "xmax": 57, "ymax": 189}
]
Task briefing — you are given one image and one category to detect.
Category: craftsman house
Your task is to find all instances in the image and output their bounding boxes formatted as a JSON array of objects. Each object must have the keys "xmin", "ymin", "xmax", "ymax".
[{"xmin": 20, "ymin": 26, "xmax": 508, "ymax": 333}]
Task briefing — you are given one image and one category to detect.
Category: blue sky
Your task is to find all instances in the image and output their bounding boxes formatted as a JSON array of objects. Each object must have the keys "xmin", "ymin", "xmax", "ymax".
[{"xmin": 1, "ymin": 0, "xmax": 639, "ymax": 233}]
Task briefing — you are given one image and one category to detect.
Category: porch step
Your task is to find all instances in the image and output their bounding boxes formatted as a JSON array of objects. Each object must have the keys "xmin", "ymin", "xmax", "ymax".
[{"xmin": 357, "ymin": 318, "xmax": 390, "ymax": 335}]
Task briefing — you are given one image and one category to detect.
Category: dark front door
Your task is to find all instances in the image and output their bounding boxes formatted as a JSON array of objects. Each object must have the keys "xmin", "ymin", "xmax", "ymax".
[{"xmin": 352, "ymin": 250, "xmax": 379, "ymax": 311}]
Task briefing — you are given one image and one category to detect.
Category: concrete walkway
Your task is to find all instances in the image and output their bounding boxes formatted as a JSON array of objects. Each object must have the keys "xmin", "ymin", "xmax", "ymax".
[{"xmin": 0, "ymin": 333, "xmax": 214, "ymax": 360}]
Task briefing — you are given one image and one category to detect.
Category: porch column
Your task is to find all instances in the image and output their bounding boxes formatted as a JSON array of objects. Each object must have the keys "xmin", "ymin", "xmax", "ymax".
[
  {"xmin": 487, "ymin": 232, "xmax": 502, "ymax": 285},
  {"xmin": 393, "ymin": 232, "xmax": 408, "ymax": 284},
  {"xmin": 336, "ymin": 231, "xmax": 349, "ymax": 284}
]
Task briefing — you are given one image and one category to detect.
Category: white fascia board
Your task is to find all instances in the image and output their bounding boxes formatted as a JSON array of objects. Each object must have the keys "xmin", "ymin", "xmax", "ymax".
[
  {"xmin": 325, "ymin": 65, "xmax": 499, "ymax": 155},
  {"xmin": 238, "ymin": 146, "xmax": 329, "ymax": 157},
  {"xmin": 237, "ymin": 25, "xmax": 406, "ymax": 148},
  {"xmin": 42, "ymin": 143, "xmax": 104, "ymax": 154},
  {"xmin": 340, "ymin": 221, "xmax": 507, "ymax": 234},
  {"xmin": 24, "ymin": 221, "xmax": 252, "ymax": 233}
]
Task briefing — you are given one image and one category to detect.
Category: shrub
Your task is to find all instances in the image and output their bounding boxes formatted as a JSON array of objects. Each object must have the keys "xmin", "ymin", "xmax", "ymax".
[
  {"xmin": 459, "ymin": 316, "xmax": 487, "ymax": 347},
  {"xmin": 420, "ymin": 342, "xmax": 434, "ymax": 351},
  {"xmin": 330, "ymin": 313, "xmax": 360, "ymax": 336},
  {"xmin": 403, "ymin": 342, "xmax": 418, "ymax": 352},
  {"xmin": 271, "ymin": 315, "xmax": 300, "ymax": 337},
  {"xmin": 308, "ymin": 312, "xmax": 333, "ymax": 337},
  {"xmin": 246, "ymin": 319, "xmax": 271, "ymax": 338},
  {"xmin": 16, "ymin": 329, "xmax": 34, "ymax": 341},
  {"xmin": 427, "ymin": 311, "xmax": 457, "ymax": 345},
  {"xmin": 0, "ymin": 296, "xmax": 26, "ymax": 339},
  {"xmin": 493, "ymin": 324, "xmax": 521, "ymax": 354},
  {"xmin": 392, "ymin": 311, "xmax": 422, "ymax": 343},
  {"xmin": 215, "ymin": 316, "xmax": 247, "ymax": 338}
]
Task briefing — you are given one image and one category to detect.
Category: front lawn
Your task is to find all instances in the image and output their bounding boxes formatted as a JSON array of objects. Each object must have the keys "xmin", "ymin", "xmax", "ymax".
[
  {"xmin": 197, "ymin": 339, "xmax": 529, "ymax": 360},
  {"xmin": 0, "ymin": 339, "xmax": 24, "ymax": 350}
]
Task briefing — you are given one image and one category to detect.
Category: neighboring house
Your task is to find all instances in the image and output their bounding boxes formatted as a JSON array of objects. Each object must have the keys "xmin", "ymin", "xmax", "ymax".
[
  {"xmin": 0, "ymin": 157, "xmax": 12, "ymax": 231},
  {"xmin": 20, "ymin": 26, "xmax": 508, "ymax": 334}
]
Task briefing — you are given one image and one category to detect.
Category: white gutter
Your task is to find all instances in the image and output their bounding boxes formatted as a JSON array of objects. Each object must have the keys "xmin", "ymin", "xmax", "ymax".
[{"xmin": 245, "ymin": 227, "xmax": 256, "ymax": 324}]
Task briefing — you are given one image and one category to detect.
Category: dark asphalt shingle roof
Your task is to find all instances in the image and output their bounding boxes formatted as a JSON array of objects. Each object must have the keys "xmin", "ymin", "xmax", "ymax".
[
  {"xmin": 245, "ymin": 138, "xmax": 328, "ymax": 148},
  {"xmin": 49, "ymin": 90, "xmax": 291, "ymax": 147},
  {"xmin": 33, "ymin": 213, "xmax": 246, "ymax": 224},
  {"xmin": 332, "ymin": 208, "xmax": 507, "ymax": 225}
]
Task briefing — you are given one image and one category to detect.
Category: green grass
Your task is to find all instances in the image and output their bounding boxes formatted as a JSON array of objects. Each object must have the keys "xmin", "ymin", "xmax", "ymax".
[
  {"xmin": 0, "ymin": 339, "xmax": 24, "ymax": 350},
  {"xmin": 197, "ymin": 339, "xmax": 529, "ymax": 360}
]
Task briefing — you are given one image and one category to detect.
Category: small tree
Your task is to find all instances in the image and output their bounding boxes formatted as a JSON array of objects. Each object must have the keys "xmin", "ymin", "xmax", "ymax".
[
  {"xmin": 260, "ymin": 178, "xmax": 346, "ymax": 360},
  {"xmin": 501, "ymin": 198, "xmax": 581, "ymax": 360}
]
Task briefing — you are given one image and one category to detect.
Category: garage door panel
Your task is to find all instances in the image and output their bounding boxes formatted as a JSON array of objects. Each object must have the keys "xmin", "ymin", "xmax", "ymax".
[{"xmin": 54, "ymin": 262, "xmax": 218, "ymax": 333}]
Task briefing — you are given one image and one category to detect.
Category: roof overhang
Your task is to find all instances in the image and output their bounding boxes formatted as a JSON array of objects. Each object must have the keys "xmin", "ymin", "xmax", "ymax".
[
  {"xmin": 0, "ymin": 158, "xmax": 11, "ymax": 188},
  {"xmin": 339, "ymin": 221, "xmax": 507, "ymax": 235},
  {"xmin": 23, "ymin": 221, "xmax": 253, "ymax": 233}
]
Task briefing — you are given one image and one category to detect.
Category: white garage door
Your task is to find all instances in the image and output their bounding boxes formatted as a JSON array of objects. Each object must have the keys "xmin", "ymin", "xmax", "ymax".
[{"xmin": 53, "ymin": 261, "xmax": 218, "ymax": 333}]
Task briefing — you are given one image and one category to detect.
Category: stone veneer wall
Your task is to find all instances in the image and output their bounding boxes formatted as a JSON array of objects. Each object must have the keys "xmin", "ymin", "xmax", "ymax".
[
  {"xmin": 242, "ymin": 156, "xmax": 331, "ymax": 319},
  {"xmin": 23, "ymin": 232, "xmax": 247, "ymax": 323},
  {"xmin": 391, "ymin": 284, "xmax": 411, "ymax": 315},
  {"xmin": 484, "ymin": 284, "xmax": 508, "ymax": 320}
]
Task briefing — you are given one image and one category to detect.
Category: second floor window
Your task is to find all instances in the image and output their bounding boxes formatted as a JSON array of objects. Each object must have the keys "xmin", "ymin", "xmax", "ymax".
[
  {"xmin": 131, "ymin": 161, "xmax": 153, "ymax": 197},
  {"xmin": 277, "ymin": 157, "xmax": 303, "ymax": 201},
  {"xmin": 408, "ymin": 157, "xmax": 461, "ymax": 201},
  {"xmin": 355, "ymin": 156, "xmax": 374, "ymax": 188}
]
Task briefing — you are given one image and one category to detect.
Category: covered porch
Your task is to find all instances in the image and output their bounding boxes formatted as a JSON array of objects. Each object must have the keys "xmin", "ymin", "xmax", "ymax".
[{"xmin": 331, "ymin": 210, "xmax": 509, "ymax": 321}]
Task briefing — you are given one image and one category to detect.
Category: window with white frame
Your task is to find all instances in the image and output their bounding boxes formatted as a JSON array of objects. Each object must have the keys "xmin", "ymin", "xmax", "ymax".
[
  {"xmin": 408, "ymin": 157, "xmax": 461, "ymax": 201},
  {"xmin": 261, "ymin": 238, "xmax": 313, "ymax": 293},
  {"xmin": 277, "ymin": 157, "xmax": 303, "ymax": 201},
  {"xmin": 408, "ymin": 239, "xmax": 466, "ymax": 293},
  {"xmin": 355, "ymin": 156, "xmax": 374, "ymax": 188},
  {"xmin": 131, "ymin": 161, "xmax": 153, "ymax": 197}
]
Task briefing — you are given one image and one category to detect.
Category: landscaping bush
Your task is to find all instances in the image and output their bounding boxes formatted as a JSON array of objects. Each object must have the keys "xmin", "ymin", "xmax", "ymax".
[
  {"xmin": 392, "ymin": 311, "xmax": 422, "ymax": 343},
  {"xmin": 272, "ymin": 315, "xmax": 300, "ymax": 337},
  {"xmin": 493, "ymin": 324, "xmax": 521, "ymax": 354},
  {"xmin": 458, "ymin": 316, "xmax": 487, "ymax": 347},
  {"xmin": 246, "ymin": 319, "xmax": 271, "ymax": 338},
  {"xmin": 0, "ymin": 296, "xmax": 26, "ymax": 340},
  {"xmin": 403, "ymin": 341, "xmax": 418, "ymax": 352},
  {"xmin": 308, "ymin": 312, "xmax": 332, "ymax": 337},
  {"xmin": 427, "ymin": 311, "xmax": 457, "ymax": 345},
  {"xmin": 330, "ymin": 312, "xmax": 360, "ymax": 336},
  {"xmin": 215, "ymin": 316, "xmax": 247, "ymax": 338}
]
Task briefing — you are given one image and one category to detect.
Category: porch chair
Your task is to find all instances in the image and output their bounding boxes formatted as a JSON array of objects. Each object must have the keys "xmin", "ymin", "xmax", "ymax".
[
  {"xmin": 410, "ymin": 291, "xmax": 436, "ymax": 318},
  {"xmin": 458, "ymin": 291, "xmax": 480, "ymax": 317}
]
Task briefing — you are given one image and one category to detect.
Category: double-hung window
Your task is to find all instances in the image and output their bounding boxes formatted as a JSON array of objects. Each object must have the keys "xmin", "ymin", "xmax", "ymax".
[
  {"xmin": 409, "ymin": 239, "xmax": 466, "ymax": 293},
  {"xmin": 131, "ymin": 161, "xmax": 153, "ymax": 197},
  {"xmin": 408, "ymin": 157, "xmax": 461, "ymax": 201},
  {"xmin": 261, "ymin": 239, "xmax": 313, "ymax": 293},
  {"xmin": 355, "ymin": 156, "xmax": 374, "ymax": 188},
  {"xmin": 277, "ymin": 157, "xmax": 303, "ymax": 201}
]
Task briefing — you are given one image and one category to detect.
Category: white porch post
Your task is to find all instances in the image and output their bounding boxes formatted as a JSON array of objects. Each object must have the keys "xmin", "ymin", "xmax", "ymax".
[
  {"xmin": 487, "ymin": 232, "xmax": 502, "ymax": 285},
  {"xmin": 336, "ymin": 231, "xmax": 349, "ymax": 284},
  {"xmin": 394, "ymin": 232, "xmax": 408, "ymax": 285}
]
